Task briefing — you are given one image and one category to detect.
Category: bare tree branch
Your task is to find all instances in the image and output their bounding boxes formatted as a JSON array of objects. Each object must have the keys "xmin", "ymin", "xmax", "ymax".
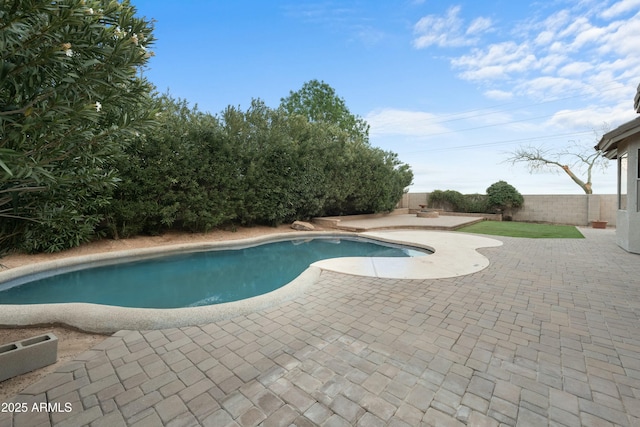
[{"xmin": 504, "ymin": 125, "xmax": 610, "ymax": 194}]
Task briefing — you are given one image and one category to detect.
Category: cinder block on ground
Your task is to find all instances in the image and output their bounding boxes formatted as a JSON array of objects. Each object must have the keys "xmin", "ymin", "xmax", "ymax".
[{"xmin": 0, "ymin": 333, "xmax": 58, "ymax": 382}]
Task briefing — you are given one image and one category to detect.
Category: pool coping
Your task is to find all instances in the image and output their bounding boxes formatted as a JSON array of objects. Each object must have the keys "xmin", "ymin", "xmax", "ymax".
[{"xmin": 0, "ymin": 231, "xmax": 502, "ymax": 333}]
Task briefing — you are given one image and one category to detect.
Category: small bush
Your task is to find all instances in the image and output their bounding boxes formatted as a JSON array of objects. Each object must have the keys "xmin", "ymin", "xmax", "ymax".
[
  {"xmin": 463, "ymin": 193, "xmax": 489, "ymax": 213},
  {"xmin": 427, "ymin": 190, "xmax": 490, "ymax": 213},
  {"xmin": 486, "ymin": 181, "xmax": 524, "ymax": 218},
  {"xmin": 426, "ymin": 185, "xmax": 520, "ymax": 215},
  {"xmin": 427, "ymin": 190, "xmax": 466, "ymax": 212}
]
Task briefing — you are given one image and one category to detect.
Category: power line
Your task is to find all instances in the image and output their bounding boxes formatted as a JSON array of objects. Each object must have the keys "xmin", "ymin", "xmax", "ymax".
[
  {"xmin": 412, "ymin": 76, "xmax": 630, "ymax": 126},
  {"xmin": 404, "ymin": 130, "xmax": 594, "ymax": 154},
  {"xmin": 432, "ymin": 85, "xmax": 619, "ymax": 125},
  {"xmin": 403, "ymin": 109, "xmax": 591, "ymax": 139}
]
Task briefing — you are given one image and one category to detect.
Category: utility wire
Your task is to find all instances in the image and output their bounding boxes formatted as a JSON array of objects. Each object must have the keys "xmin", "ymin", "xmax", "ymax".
[
  {"xmin": 408, "ymin": 130, "xmax": 594, "ymax": 153},
  {"xmin": 413, "ymin": 76, "xmax": 629, "ymax": 125}
]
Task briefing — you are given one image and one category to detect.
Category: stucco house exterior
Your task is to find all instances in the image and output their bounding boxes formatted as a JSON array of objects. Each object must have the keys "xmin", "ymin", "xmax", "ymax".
[{"xmin": 595, "ymin": 107, "xmax": 640, "ymax": 254}]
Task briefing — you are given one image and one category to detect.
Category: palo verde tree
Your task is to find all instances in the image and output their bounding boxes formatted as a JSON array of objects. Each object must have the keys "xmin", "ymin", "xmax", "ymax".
[
  {"xmin": 505, "ymin": 127, "xmax": 609, "ymax": 194},
  {"xmin": 0, "ymin": 0, "xmax": 156, "ymax": 252}
]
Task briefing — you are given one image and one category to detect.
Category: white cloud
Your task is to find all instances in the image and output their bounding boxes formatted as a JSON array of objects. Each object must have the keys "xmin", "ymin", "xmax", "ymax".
[
  {"xmin": 413, "ymin": 6, "xmax": 464, "ymax": 48},
  {"xmin": 557, "ymin": 61, "xmax": 593, "ymax": 77},
  {"xmin": 413, "ymin": 6, "xmax": 491, "ymax": 48},
  {"xmin": 597, "ymin": 13, "xmax": 640, "ymax": 56},
  {"xmin": 601, "ymin": 0, "xmax": 640, "ymax": 19},
  {"xmin": 544, "ymin": 103, "xmax": 637, "ymax": 130},
  {"xmin": 557, "ymin": 16, "xmax": 591, "ymax": 40},
  {"xmin": 467, "ymin": 17, "xmax": 493, "ymax": 35},
  {"xmin": 424, "ymin": 2, "xmax": 640, "ymax": 106},
  {"xmin": 484, "ymin": 89, "xmax": 513, "ymax": 100},
  {"xmin": 534, "ymin": 30, "xmax": 554, "ymax": 45},
  {"xmin": 365, "ymin": 109, "xmax": 450, "ymax": 137},
  {"xmin": 452, "ymin": 42, "xmax": 537, "ymax": 81},
  {"xmin": 517, "ymin": 76, "xmax": 588, "ymax": 99},
  {"xmin": 571, "ymin": 26, "xmax": 607, "ymax": 49}
]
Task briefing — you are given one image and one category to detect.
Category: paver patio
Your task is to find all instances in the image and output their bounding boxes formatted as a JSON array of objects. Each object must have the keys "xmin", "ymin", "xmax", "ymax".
[{"xmin": 1, "ymin": 227, "xmax": 639, "ymax": 426}]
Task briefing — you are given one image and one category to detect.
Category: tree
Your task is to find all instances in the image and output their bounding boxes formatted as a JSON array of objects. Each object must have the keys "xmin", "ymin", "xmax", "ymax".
[
  {"xmin": 1, "ymin": 0, "xmax": 156, "ymax": 252},
  {"xmin": 280, "ymin": 79, "xmax": 370, "ymax": 142},
  {"xmin": 505, "ymin": 128, "xmax": 609, "ymax": 194},
  {"xmin": 486, "ymin": 180, "xmax": 523, "ymax": 219}
]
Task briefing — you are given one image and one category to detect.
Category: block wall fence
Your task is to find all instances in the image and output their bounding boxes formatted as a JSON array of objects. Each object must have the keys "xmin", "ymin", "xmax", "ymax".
[{"xmin": 398, "ymin": 193, "xmax": 618, "ymax": 226}]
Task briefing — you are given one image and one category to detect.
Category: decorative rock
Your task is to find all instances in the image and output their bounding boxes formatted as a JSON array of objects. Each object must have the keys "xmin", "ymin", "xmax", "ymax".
[{"xmin": 291, "ymin": 221, "xmax": 315, "ymax": 231}]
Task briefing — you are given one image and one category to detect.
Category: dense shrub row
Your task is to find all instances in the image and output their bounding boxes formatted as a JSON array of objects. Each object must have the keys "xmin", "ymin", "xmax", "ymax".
[
  {"xmin": 427, "ymin": 181, "xmax": 523, "ymax": 218},
  {"xmin": 106, "ymin": 95, "xmax": 413, "ymax": 239},
  {"xmin": 0, "ymin": 0, "xmax": 412, "ymax": 253}
]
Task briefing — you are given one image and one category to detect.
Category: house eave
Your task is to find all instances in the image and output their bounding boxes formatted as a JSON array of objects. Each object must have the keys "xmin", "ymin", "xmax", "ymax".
[{"xmin": 595, "ymin": 116, "xmax": 640, "ymax": 159}]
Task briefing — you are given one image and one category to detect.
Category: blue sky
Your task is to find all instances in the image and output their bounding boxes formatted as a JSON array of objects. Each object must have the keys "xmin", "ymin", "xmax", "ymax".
[{"xmin": 133, "ymin": 0, "xmax": 640, "ymax": 194}]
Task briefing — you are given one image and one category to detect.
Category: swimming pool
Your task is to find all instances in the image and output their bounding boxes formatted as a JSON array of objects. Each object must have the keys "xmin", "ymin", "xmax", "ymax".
[{"xmin": 0, "ymin": 236, "xmax": 429, "ymax": 308}]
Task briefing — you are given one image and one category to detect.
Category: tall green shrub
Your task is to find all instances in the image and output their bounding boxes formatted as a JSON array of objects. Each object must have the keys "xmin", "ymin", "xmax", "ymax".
[
  {"xmin": 486, "ymin": 180, "xmax": 524, "ymax": 219},
  {"xmin": 107, "ymin": 93, "xmax": 413, "ymax": 235},
  {"xmin": 108, "ymin": 95, "xmax": 238, "ymax": 237},
  {"xmin": 1, "ymin": 0, "xmax": 156, "ymax": 252}
]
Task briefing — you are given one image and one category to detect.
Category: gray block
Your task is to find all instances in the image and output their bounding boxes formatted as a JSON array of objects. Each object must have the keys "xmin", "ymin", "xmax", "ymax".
[{"xmin": 0, "ymin": 333, "xmax": 58, "ymax": 382}]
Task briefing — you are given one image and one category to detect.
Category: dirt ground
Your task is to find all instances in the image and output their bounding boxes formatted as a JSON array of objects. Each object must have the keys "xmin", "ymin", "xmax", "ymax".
[
  {"xmin": 0, "ymin": 326, "xmax": 108, "ymax": 402},
  {"xmin": 0, "ymin": 224, "xmax": 312, "ymax": 401}
]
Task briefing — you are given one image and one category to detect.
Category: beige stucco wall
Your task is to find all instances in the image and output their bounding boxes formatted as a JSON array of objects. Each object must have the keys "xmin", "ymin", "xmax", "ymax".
[
  {"xmin": 513, "ymin": 194, "xmax": 617, "ymax": 226},
  {"xmin": 616, "ymin": 139, "xmax": 640, "ymax": 253},
  {"xmin": 399, "ymin": 193, "xmax": 617, "ymax": 226}
]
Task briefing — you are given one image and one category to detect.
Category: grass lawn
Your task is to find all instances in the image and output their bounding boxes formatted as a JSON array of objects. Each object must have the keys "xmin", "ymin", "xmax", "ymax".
[{"xmin": 456, "ymin": 220, "xmax": 585, "ymax": 238}]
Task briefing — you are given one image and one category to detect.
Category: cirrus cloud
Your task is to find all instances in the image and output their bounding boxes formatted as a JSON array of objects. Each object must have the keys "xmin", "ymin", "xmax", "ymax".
[
  {"xmin": 413, "ymin": 6, "xmax": 492, "ymax": 48},
  {"xmin": 420, "ymin": 1, "xmax": 640, "ymax": 112},
  {"xmin": 365, "ymin": 108, "xmax": 450, "ymax": 137}
]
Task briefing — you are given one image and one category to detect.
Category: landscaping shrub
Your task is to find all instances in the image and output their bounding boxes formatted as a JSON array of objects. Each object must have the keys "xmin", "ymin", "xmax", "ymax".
[
  {"xmin": 106, "ymin": 93, "xmax": 413, "ymax": 236},
  {"xmin": 1, "ymin": 0, "xmax": 156, "ymax": 252},
  {"xmin": 463, "ymin": 193, "xmax": 489, "ymax": 213},
  {"xmin": 486, "ymin": 180, "xmax": 524, "ymax": 219},
  {"xmin": 107, "ymin": 95, "xmax": 238, "ymax": 237},
  {"xmin": 427, "ymin": 190, "xmax": 467, "ymax": 212},
  {"xmin": 426, "ymin": 187, "xmax": 517, "ymax": 215}
]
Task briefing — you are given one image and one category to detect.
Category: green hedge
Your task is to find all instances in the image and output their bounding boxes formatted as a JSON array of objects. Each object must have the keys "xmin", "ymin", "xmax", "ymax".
[
  {"xmin": 427, "ymin": 190, "xmax": 489, "ymax": 213},
  {"xmin": 105, "ymin": 95, "xmax": 413, "ymax": 238},
  {"xmin": 427, "ymin": 181, "xmax": 522, "ymax": 215}
]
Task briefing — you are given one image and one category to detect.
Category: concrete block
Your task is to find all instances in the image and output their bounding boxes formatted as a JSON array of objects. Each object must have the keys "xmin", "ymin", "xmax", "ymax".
[
  {"xmin": 0, "ymin": 333, "xmax": 58, "ymax": 382},
  {"xmin": 417, "ymin": 210, "xmax": 439, "ymax": 218}
]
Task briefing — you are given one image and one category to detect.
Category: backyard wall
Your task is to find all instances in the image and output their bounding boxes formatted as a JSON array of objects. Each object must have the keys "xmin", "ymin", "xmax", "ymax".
[{"xmin": 398, "ymin": 193, "xmax": 618, "ymax": 226}]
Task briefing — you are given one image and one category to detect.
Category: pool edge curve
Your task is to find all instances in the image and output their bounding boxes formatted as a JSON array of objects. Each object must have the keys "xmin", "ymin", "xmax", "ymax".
[{"xmin": 0, "ymin": 230, "xmax": 502, "ymax": 333}]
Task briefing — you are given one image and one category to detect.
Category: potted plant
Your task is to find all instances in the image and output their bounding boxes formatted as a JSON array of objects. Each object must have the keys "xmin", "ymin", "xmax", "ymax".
[{"xmin": 591, "ymin": 220, "xmax": 608, "ymax": 229}]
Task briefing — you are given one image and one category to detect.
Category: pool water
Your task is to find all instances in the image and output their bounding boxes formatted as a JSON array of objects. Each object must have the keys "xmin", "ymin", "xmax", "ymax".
[{"xmin": 0, "ymin": 237, "xmax": 429, "ymax": 308}]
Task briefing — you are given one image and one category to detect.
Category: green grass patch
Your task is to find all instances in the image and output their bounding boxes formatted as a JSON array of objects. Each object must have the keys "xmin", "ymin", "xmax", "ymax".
[{"xmin": 457, "ymin": 220, "xmax": 584, "ymax": 238}]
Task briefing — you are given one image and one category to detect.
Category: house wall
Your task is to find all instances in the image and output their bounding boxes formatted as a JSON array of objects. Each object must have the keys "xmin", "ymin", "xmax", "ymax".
[
  {"xmin": 617, "ymin": 139, "xmax": 640, "ymax": 254},
  {"xmin": 398, "ymin": 193, "xmax": 618, "ymax": 226}
]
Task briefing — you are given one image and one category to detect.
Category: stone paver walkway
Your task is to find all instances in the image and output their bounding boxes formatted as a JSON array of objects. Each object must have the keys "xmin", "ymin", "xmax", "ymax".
[{"xmin": 2, "ymin": 227, "xmax": 640, "ymax": 426}]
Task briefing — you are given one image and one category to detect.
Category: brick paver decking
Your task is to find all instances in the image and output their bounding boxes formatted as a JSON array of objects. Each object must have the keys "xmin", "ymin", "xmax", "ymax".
[{"xmin": 1, "ymin": 228, "xmax": 639, "ymax": 426}]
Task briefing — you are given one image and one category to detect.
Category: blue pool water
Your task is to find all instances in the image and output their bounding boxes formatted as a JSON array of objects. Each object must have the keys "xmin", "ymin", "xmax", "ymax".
[{"xmin": 0, "ymin": 237, "xmax": 429, "ymax": 308}]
